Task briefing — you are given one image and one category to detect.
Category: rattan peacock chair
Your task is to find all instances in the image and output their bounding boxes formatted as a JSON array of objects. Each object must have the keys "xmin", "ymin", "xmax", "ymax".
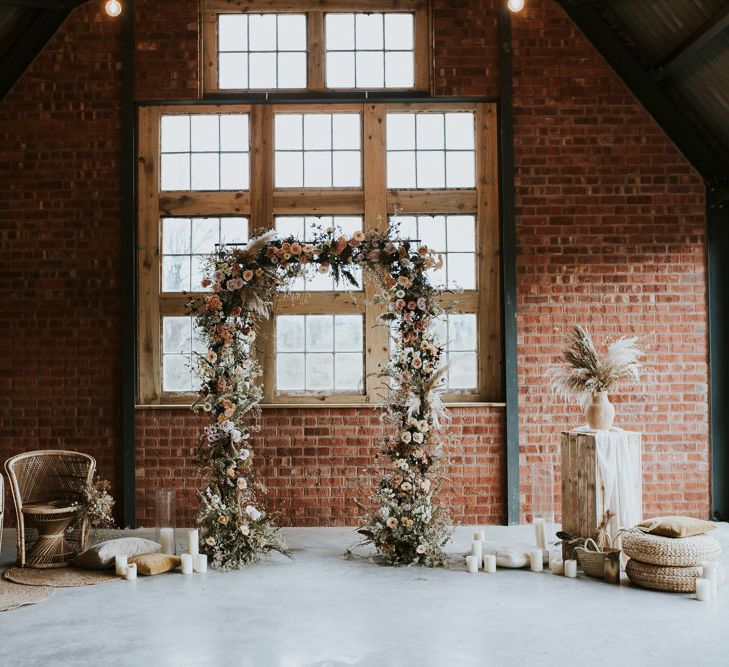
[
  {"xmin": 0, "ymin": 472, "xmax": 4, "ymax": 553},
  {"xmin": 5, "ymin": 450, "xmax": 96, "ymax": 568}
]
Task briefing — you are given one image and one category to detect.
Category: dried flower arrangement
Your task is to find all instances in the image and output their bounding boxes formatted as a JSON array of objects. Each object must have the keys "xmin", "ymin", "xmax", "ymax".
[
  {"xmin": 80, "ymin": 478, "xmax": 116, "ymax": 529},
  {"xmin": 190, "ymin": 222, "xmax": 453, "ymax": 568},
  {"xmin": 548, "ymin": 325, "xmax": 642, "ymax": 405}
]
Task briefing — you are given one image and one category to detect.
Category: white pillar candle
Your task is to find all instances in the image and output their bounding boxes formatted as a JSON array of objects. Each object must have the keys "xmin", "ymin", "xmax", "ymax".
[
  {"xmin": 533, "ymin": 518, "xmax": 546, "ymax": 550},
  {"xmin": 470, "ymin": 539, "xmax": 483, "ymax": 563},
  {"xmin": 530, "ymin": 549, "xmax": 543, "ymax": 572},
  {"xmin": 702, "ymin": 562, "xmax": 719, "ymax": 598},
  {"xmin": 472, "ymin": 529, "xmax": 485, "ymax": 541},
  {"xmin": 159, "ymin": 527, "xmax": 175, "ymax": 555},
  {"xmin": 187, "ymin": 529, "xmax": 199, "ymax": 557},
  {"xmin": 194, "ymin": 553, "xmax": 208, "ymax": 573},
  {"xmin": 695, "ymin": 578, "xmax": 712, "ymax": 602},
  {"xmin": 564, "ymin": 559, "xmax": 577, "ymax": 578},
  {"xmin": 465, "ymin": 555, "xmax": 479, "ymax": 573},
  {"xmin": 114, "ymin": 554, "xmax": 128, "ymax": 577},
  {"xmin": 124, "ymin": 563, "xmax": 137, "ymax": 581},
  {"xmin": 483, "ymin": 554, "xmax": 497, "ymax": 573},
  {"xmin": 180, "ymin": 552, "xmax": 194, "ymax": 575}
]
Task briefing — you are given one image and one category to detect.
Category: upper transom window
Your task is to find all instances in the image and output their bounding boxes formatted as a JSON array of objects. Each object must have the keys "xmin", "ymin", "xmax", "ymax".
[{"xmin": 203, "ymin": 1, "xmax": 429, "ymax": 94}]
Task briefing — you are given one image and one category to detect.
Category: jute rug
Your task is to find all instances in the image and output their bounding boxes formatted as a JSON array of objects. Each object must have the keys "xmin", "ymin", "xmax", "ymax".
[
  {"xmin": 3, "ymin": 567, "xmax": 120, "ymax": 588},
  {"xmin": 0, "ymin": 578, "xmax": 54, "ymax": 612}
]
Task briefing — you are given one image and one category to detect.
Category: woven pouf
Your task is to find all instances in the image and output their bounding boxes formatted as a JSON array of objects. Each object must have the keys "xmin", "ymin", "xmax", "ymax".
[
  {"xmin": 621, "ymin": 531, "xmax": 721, "ymax": 567},
  {"xmin": 626, "ymin": 559, "xmax": 725, "ymax": 593}
]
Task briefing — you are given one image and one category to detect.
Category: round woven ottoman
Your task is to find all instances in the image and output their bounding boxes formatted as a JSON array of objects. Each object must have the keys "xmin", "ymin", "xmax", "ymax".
[
  {"xmin": 621, "ymin": 530, "xmax": 721, "ymax": 567},
  {"xmin": 626, "ymin": 559, "xmax": 725, "ymax": 593}
]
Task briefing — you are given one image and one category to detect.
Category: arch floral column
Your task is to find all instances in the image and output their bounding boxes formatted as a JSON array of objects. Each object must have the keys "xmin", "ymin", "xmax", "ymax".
[{"xmin": 191, "ymin": 228, "xmax": 452, "ymax": 569}]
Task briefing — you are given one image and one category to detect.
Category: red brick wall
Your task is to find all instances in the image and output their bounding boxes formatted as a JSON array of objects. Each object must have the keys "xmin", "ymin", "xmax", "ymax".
[
  {"xmin": 0, "ymin": 0, "xmax": 711, "ymax": 528},
  {"xmin": 512, "ymin": 1, "xmax": 709, "ymax": 520}
]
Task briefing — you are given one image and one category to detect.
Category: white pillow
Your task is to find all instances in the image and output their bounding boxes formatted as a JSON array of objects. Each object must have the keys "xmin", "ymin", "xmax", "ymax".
[
  {"xmin": 481, "ymin": 541, "xmax": 545, "ymax": 568},
  {"xmin": 74, "ymin": 537, "xmax": 161, "ymax": 569}
]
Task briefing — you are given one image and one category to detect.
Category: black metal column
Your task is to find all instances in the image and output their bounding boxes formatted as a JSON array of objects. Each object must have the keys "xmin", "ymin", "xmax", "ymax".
[
  {"xmin": 121, "ymin": 0, "xmax": 136, "ymax": 528},
  {"xmin": 708, "ymin": 193, "xmax": 729, "ymax": 521},
  {"xmin": 498, "ymin": 1, "xmax": 520, "ymax": 525}
]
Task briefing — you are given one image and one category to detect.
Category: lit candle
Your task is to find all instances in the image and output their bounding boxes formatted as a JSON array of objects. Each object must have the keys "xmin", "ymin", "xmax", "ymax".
[
  {"xmin": 695, "ymin": 578, "xmax": 711, "ymax": 602},
  {"xmin": 533, "ymin": 518, "xmax": 546, "ymax": 550},
  {"xmin": 180, "ymin": 552, "xmax": 194, "ymax": 575},
  {"xmin": 114, "ymin": 554, "xmax": 128, "ymax": 577},
  {"xmin": 702, "ymin": 562, "xmax": 719, "ymax": 598},
  {"xmin": 187, "ymin": 529, "xmax": 199, "ymax": 557},
  {"xmin": 471, "ymin": 539, "xmax": 483, "ymax": 564},
  {"xmin": 124, "ymin": 563, "xmax": 137, "ymax": 581},
  {"xmin": 564, "ymin": 559, "xmax": 577, "ymax": 578},
  {"xmin": 472, "ymin": 529, "xmax": 485, "ymax": 541},
  {"xmin": 483, "ymin": 554, "xmax": 497, "ymax": 573},
  {"xmin": 530, "ymin": 549, "xmax": 543, "ymax": 572},
  {"xmin": 194, "ymin": 553, "xmax": 208, "ymax": 573},
  {"xmin": 160, "ymin": 527, "xmax": 175, "ymax": 555},
  {"xmin": 465, "ymin": 555, "xmax": 479, "ymax": 573}
]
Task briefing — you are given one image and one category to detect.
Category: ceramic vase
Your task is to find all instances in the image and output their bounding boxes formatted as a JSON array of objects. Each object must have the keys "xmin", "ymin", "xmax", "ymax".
[{"xmin": 584, "ymin": 391, "xmax": 615, "ymax": 430}]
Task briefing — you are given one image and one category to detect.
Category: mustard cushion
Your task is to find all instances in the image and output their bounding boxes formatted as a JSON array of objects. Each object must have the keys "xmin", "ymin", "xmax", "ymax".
[
  {"xmin": 129, "ymin": 553, "xmax": 182, "ymax": 575},
  {"xmin": 637, "ymin": 516, "xmax": 716, "ymax": 538}
]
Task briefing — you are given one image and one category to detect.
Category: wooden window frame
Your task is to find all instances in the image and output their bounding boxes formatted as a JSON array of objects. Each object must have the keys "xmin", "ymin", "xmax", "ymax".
[
  {"xmin": 137, "ymin": 102, "xmax": 500, "ymax": 406},
  {"xmin": 202, "ymin": 0, "xmax": 431, "ymax": 94}
]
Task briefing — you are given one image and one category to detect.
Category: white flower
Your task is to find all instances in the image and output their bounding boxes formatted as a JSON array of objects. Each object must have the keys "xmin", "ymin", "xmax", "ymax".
[
  {"xmin": 418, "ymin": 420, "xmax": 429, "ymax": 432},
  {"xmin": 245, "ymin": 505, "xmax": 262, "ymax": 521},
  {"xmin": 379, "ymin": 507, "xmax": 390, "ymax": 520},
  {"xmin": 416, "ymin": 544, "xmax": 427, "ymax": 554},
  {"xmin": 395, "ymin": 458, "xmax": 409, "ymax": 470},
  {"xmin": 412, "ymin": 432, "xmax": 424, "ymax": 444},
  {"xmin": 239, "ymin": 524, "xmax": 250, "ymax": 536},
  {"xmin": 400, "ymin": 431, "xmax": 412, "ymax": 443},
  {"xmin": 219, "ymin": 420, "xmax": 234, "ymax": 432},
  {"xmin": 239, "ymin": 448, "xmax": 251, "ymax": 461},
  {"xmin": 231, "ymin": 429, "xmax": 242, "ymax": 443},
  {"xmin": 237, "ymin": 477, "xmax": 247, "ymax": 490}
]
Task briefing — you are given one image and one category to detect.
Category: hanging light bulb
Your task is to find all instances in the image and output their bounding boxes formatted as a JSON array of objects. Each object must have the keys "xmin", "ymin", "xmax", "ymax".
[
  {"xmin": 105, "ymin": 0, "xmax": 122, "ymax": 17},
  {"xmin": 508, "ymin": 0, "xmax": 525, "ymax": 12}
]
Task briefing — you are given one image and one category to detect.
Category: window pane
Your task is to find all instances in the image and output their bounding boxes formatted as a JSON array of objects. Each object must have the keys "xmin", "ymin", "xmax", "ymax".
[
  {"xmin": 326, "ymin": 52, "xmax": 355, "ymax": 88},
  {"xmin": 385, "ymin": 14, "xmax": 413, "ymax": 50},
  {"xmin": 387, "ymin": 152, "xmax": 416, "ymax": 189},
  {"xmin": 163, "ymin": 316, "xmax": 192, "ymax": 354},
  {"xmin": 217, "ymin": 13, "xmax": 307, "ymax": 90},
  {"xmin": 162, "ymin": 218, "xmax": 190, "ymax": 255},
  {"xmin": 326, "ymin": 14, "xmax": 354, "ymax": 50},
  {"xmin": 278, "ymin": 52, "xmax": 306, "ymax": 88},
  {"xmin": 325, "ymin": 12, "xmax": 415, "ymax": 89},
  {"xmin": 385, "ymin": 51, "xmax": 414, "ymax": 88},
  {"xmin": 191, "ymin": 218, "xmax": 218, "ymax": 254},
  {"xmin": 277, "ymin": 315, "xmax": 305, "ymax": 351},
  {"xmin": 275, "ymin": 314, "xmax": 364, "ymax": 394},
  {"xmin": 275, "ymin": 113, "xmax": 361, "ymax": 189},
  {"xmin": 449, "ymin": 351, "xmax": 477, "ymax": 390},
  {"xmin": 249, "ymin": 14, "xmax": 276, "ymax": 51},
  {"xmin": 161, "ymin": 316, "xmax": 203, "ymax": 393},
  {"xmin": 162, "ymin": 256, "xmax": 190, "ymax": 292},
  {"xmin": 277, "ymin": 353, "xmax": 305, "ymax": 391},
  {"xmin": 355, "ymin": 51, "xmax": 384, "ymax": 88},
  {"xmin": 386, "ymin": 112, "xmax": 475, "ymax": 190},
  {"xmin": 277, "ymin": 14, "xmax": 306, "ymax": 51},
  {"xmin": 447, "ymin": 215, "xmax": 476, "ymax": 252},
  {"xmin": 163, "ymin": 355, "xmax": 192, "ymax": 392},
  {"xmin": 161, "ymin": 113, "xmax": 249, "ymax": 192},
  {"xmin": 429, "ymin": 313, "xmax": 478, "ymax": 391},
  {"xmin": 219, "ymin": 15, "xmax": 247, "ymax": 52},
  {"xmin": 219, "ymin": 53, "xmax": 248, "ymax": 89}
]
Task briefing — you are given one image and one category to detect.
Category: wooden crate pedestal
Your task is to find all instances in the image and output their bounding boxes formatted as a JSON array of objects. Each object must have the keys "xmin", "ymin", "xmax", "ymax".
[{"xmin": 561, "ymin": 428, "xmax": 642, "ymax": 549}]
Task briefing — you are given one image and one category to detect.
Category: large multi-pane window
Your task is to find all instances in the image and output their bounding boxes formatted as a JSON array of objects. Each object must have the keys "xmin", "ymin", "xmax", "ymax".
[
  {"xmin": 202, "ymin": 0, "xmax": 429, "ymax": 93},
  {"xmin": 138, "ymin": 100, "xmax": 500, "ymax": 405}
]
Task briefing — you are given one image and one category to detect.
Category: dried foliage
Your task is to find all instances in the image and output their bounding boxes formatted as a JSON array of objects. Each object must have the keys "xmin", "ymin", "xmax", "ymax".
[
  {"xmin": 548, "ymin": 325, "xmax": 642, "ymax": 405},
  {"xmin": 80, "ymin": 478, "xmax": 116, "ymax": 529},
  {"xmin": 189, "ymin": 223, "xmax": 452, "ymax": 568}
]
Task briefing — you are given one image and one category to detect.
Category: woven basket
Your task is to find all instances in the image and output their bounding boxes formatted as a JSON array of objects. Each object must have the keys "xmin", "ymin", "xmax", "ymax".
[
  {"xmin": 625, "ymin": 559, "xmax": 725, "ymax": 593},
  {"xmin": 621, "ymin": 530, "xmax": 721, "ymax": 567},
  {"xmin": 575, "ymin": 539, "xmax": 621, "ymax": 578}
]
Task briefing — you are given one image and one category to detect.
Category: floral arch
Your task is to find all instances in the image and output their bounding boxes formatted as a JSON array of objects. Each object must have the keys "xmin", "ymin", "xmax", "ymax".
[{"xmin": 190, "ymin": 224, "xmax": 453, "ymax": 569}]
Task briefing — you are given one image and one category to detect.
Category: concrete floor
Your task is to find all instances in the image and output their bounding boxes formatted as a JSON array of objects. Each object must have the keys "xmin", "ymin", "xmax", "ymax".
[{"xmin": 1, "ymin": 524, "xmax": 727, "ymax": 667}]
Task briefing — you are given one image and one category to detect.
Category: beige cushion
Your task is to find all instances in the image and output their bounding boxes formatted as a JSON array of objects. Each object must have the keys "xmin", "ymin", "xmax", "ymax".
[
  {"xmin": 482, "ymin": 541, "xmax": 547, "ymax": 568},
  {"xmin": 129, "ymin": 553, "xmax": 181, "ymax": 575},
  {"xmin": 637, "ymin": 516, "xmax": 716, "ymax": 538},
  {"xmin": 73, "ymin": 537, "xmax": 161, "ymax": 569}
]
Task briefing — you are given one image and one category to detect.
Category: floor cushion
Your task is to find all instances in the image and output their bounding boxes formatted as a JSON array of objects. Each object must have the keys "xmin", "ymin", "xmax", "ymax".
[
  {"xmin": 626, "ymin": 559, "xmax": 725, "ymax": 593},
  {"xmin": 621, "ymin": 530, "xmax": 721, "ymax": 567}
]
